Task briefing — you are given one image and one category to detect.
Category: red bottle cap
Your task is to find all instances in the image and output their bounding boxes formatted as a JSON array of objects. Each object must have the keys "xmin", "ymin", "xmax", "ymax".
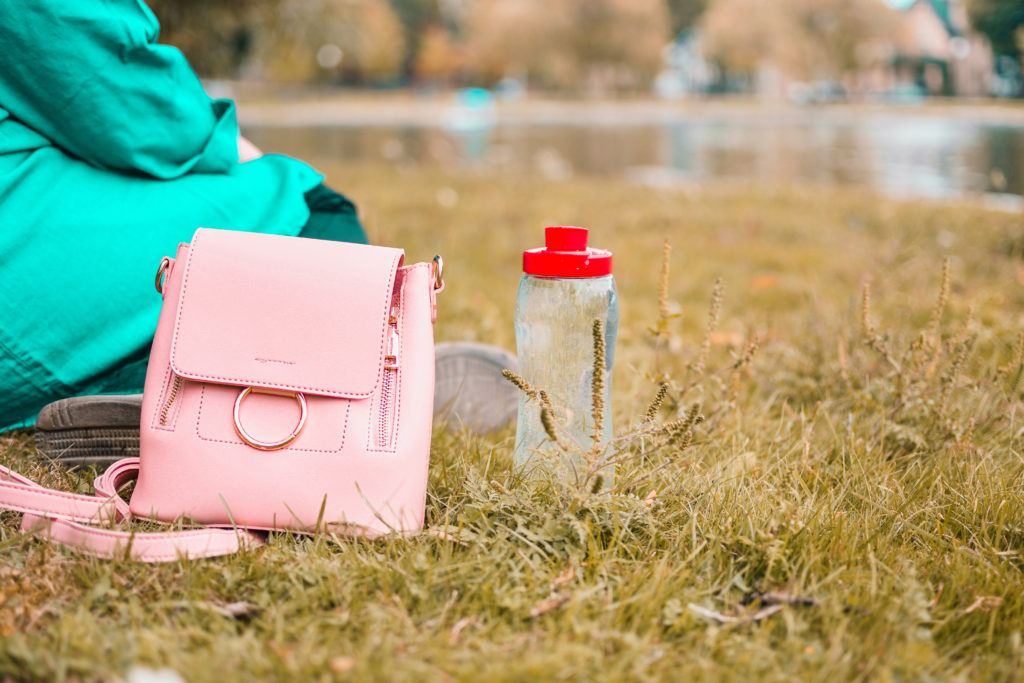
[{"xmin": 522, "ymin": 226, "xmax": 612, "ymax": 278}]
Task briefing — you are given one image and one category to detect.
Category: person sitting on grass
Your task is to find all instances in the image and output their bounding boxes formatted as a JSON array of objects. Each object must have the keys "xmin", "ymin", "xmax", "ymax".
[{"xmin": 0, "ymin": 1, "xmax": 516, "ymax": 463}]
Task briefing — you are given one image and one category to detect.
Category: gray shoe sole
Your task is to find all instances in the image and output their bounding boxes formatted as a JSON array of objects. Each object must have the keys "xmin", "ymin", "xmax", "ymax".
[
  {"xmin": 35, "ymin": 343, "xmax": 519, "ymax": 466},
  {"xmin": 34, "ymin": 395, "xmax": 142, "ymax": 467},
  {"xmin": 433, "ymin": 342, "xmax": 519, "ymax": 434}
]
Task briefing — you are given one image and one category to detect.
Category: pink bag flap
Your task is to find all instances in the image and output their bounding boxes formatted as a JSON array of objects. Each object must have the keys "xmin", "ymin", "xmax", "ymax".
[{"xmin": 169, "ymin": 228, "xmax": 404, "ymax": 399}]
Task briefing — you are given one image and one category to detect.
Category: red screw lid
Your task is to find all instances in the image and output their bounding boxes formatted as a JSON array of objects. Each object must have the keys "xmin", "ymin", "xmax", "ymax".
[{"xmin": 523, "ymin": 226, "xmax": 613, "ymax": 278}]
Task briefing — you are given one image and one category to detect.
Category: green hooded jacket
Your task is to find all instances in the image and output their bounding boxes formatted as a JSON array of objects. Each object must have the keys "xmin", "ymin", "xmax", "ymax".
[{"xmin": 0, "ymin": 1, "xmax": 359, "ymax": 430}]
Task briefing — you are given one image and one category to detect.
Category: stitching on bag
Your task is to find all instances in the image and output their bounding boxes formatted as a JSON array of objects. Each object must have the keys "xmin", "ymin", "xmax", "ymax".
[
  {"xmin": 5, "ymin": 496, "xmax": 106, "ymax": 515},
  {"xmin": 58, "ymin": 521, "xmax": 245, "ymax": 541},
  {"xmin": 46, "ymin": 520, "xmax": 254, "ymax": 561},
  {"xmin": 8, "ymin": 502, "xmax": 112, "ymax": 521},
  {"xmin": 1, "ymin": 486, "xmax": 114, "ymax": 511},
  {"xmin": 2, "ymin": 483, "xmax": 111, "ymax": 506},
  {"xmin": 392, "ymin": 275, "xmax": 405, "ymax": 449},
  {"xmin": 170, "ymin": 232, "xmax": 403, "ymax": 397},
  {"xmin": 195, "ymin": 384, "xmax": 350, "ymax": 453}
]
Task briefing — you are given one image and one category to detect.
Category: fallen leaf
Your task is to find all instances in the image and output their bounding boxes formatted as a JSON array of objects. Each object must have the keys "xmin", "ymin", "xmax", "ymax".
[
  {"xmin": 125, "ymin": 667, "xmax": 187, "ymax": 683},
  {"xmin": 963, "ymin": 595, "xmax": 1002, "ymax": 614},
  {"xmin": 744, "ymin": 591, "xmax": 819, "ymax": 608},
  {"xmin": 750, "ymin": 274, "xmax": 779, "ymax": 291},
  {"xmin": 710, "ymin": 331, "xmax": 743, "ymax": 346},
  {"xmin": 688, "ymin": 602, "xmax": 783, "ymax": 624},
  {"xmin": 688, "ymin": 603, "xmax": 738, "ymax": 624},
  {"xmin": 552, "ymin": 566, "xmax": 575, "ymax": 587},
  {"xmin": 643, "ymin": 489, "xmax": 658, "ymax": 507},
  {"xmin": 927, "ymin": 583, "xmax": 944, "ymax": 610},
  {"xmin": 213, "ymin": 601, "xmax": 260, "ymax": 619},
  {"xmin": 268, "ymin": 641, "xmax": 294, "ymax": 663},
  {"xmin": 449, "ymin": 616, "xmax": 479, "ymax": 646},
  {"xmin": 750, "ymin": 604, "xmax": 785, "ymax": 621},
  {"xmin": 329, "ymin": 657, "xmax": 356, "ymax": 673},
  {"xmin": 529, "ymin": 593, "xmax": 570, "ymax": 617},
  {"xmin": 425, "ymin": 528, "xmax": 469, "ymax": 547}
]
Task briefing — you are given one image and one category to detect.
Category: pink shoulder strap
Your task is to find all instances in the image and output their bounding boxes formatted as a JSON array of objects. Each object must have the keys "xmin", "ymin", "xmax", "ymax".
[{"xmin": 0, "ymin": 459, "xmax": 262, "ymax": 562}]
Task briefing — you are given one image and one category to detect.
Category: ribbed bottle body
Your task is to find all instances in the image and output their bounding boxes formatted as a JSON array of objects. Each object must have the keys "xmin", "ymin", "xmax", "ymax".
[{"xmin": 512, "ymin": 273, "xmax": 618, "ymax": 484}]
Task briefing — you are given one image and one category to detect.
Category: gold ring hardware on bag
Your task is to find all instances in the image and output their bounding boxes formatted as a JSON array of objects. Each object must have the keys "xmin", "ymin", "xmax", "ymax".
[
  {"xmin": 432, "ymin": 255, "xmax": 445, "ymax": 291},
  {"xmin": 155, "ymin": 256, "xmax": 171, "ymax": 294},
  {"xmin": 233, "ymin": 387, "xmax": 308, "ymax": 451}
]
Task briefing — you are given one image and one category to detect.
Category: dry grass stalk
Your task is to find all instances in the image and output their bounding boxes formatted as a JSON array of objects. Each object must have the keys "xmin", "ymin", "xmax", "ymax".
[
  {"xmin": 590, "ymin": 318, "xmax": 606, "ymax": 459},
  {"xmin": 644, "ymin": 383, "xmax": 670, "ymax": 424},
  {"xmin": 994, "ymin": 331, "xmax": 1024, "ymax": 380},
  {"xmin": 653, "ymin": 401, "xmax": 704, "ymax": 448},
  {"xmin": 658, "ymin": 238, "xmax": 671, "ymax": 321},
  {"xmin": 995, "ymin": 331, "xmax": 1024, "ymax": 394},
  {"xmin": 692, "ymin": 278, "xmax": 724, "ymax": 376},
  {"xmin": 940, "ymin": 335, "xmax": 975, "ymax": 410},
  {"xmin": 502, "ymin": 369, "xmax": 540, "ymax": 402},
  {"xmin": 950, "ymin": 304, "xmax": 975, "ymax": 348},
  {"xmin": 538, "ymin": 389, "xmax": 553, "ymax": 410},
  {"xmin": 540, "ymin": 405, "xmax": 566, "ymax": 451},
  {"xmin": 861, "ymin": 281, "xmax": 901, "ymax": 372},
  {"xmin": 732, "ymin": 334, "xmax": 759, "ymax": 369},
  {"xmin": 861, "ymin": 281, "xmax": 880, "ymax": 352},
  {"xmin": 926, "ymin": 257, "xmax": 951, "ymax": 347},
  {"xmin": 837, "ymin": 334, "xmax": 853, "ymax": 393},
  {"xmin": 503, "ymin": 369, "xmax": 563, "ymax": 449}
]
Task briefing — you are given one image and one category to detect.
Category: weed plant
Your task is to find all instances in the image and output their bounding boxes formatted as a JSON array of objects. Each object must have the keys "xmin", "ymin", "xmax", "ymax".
[{"xmin": 2, "ymin": 164, "xmax": 1024, "ymax": 681}]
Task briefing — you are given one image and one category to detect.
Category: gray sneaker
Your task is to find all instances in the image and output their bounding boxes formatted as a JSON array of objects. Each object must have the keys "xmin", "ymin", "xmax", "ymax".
[
  {"xmin": 34, "ymin": 342, "xmax": 519, "ymax": 467},
  {"xmin": 433, "ymin": 342, "xmax": 519, "ymax": 434}
]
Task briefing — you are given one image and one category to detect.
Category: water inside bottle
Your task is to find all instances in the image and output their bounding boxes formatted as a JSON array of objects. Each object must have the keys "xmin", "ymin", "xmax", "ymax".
[{"xmin": 512, "ymin": 274, "xmax": 618, "ymax": 484}]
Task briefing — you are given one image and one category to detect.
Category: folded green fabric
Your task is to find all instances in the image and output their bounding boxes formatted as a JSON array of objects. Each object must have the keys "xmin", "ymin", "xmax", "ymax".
[{"xmin": 0, "ymin": 0, "xmax": 358, "ymax": 430}]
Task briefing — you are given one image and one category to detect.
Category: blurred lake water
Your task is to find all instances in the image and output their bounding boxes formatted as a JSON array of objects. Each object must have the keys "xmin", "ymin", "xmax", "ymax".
[{"xmin": 245, "ymin": 110, "xmax": 1024, "ymax": 202}]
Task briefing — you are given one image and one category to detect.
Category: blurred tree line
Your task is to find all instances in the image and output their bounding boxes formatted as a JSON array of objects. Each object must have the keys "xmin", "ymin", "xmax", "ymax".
[
  {"xmin": 146, "ymin": 0, "xmax": 699, "ymax": 92},
  {"xmin": 701, "ymin": 0, "xmax": 898, "ymax": 81},
  {"xmin": 147, "ymin": 0, "xmax": 1022, "ymax": 93}
]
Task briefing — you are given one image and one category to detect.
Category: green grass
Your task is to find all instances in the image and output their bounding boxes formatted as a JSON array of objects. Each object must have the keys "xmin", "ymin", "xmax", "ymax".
[{"xmin": 3, "ymin": 164, "xmax": 1024, "ymax": 681}]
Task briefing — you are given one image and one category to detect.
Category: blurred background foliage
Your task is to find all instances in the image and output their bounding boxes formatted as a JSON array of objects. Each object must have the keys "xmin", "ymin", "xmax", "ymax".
[
  {"xmin": 147, "ymin": 0, "xmax": 706, "ymax": 90},
  {"xmin": 146, "ymin": 0, "xmax": 1023, "ymax": 93},
  {"xmin": 701, "ymin": 0, "xmax": 900, "ymax": 80}
]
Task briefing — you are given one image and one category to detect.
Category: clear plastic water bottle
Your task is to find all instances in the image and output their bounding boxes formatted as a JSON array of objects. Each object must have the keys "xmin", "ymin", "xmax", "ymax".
[{"xmin": 513, "ymin": 226, "xmax": 619, "ymax": 484}]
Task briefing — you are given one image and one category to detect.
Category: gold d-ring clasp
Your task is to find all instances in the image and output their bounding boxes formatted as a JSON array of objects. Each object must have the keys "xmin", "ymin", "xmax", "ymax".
[
  {"xmin": 432, "ymin": 255, "xmax": 445, "ymax": 292},
  {"xmin": 233, "ymin": 387, "xmax": 307, "ymax": 451},
  {"xmin": 155, "ymin": 256, "xmax": 171, "ymax": 294}
]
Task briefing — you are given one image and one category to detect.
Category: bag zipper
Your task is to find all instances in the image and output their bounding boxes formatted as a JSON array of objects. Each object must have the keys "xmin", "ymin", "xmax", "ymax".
[
  {"xmin": 159, "ymin": 374, "xmax": 183, "ymax": 426},
  {"xmin": 376, "ymin": 302, "xmax": 400, "ymax": 448}
]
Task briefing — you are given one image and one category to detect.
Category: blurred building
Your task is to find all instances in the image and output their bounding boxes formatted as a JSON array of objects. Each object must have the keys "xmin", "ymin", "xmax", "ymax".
[
  {"xmin": 886, "ymin": 0, "xmax": 993, "ymax": 97},
  {"xmin": 654, "ymin": 29, "xmax": 717, "ymax": 99},
  {"xmin": 695, "ymin": 0, "xmax": 997, "ymax": 102}
]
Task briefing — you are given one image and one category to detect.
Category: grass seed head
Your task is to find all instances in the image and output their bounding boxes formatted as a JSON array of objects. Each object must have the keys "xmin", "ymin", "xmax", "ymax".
[
  {"xmin": 926, "ymin": 257, "xmax": 951, "ymax": 346},
  {"xmin": 590, "ymin": 318, "xmax": 606, "ymax": 457},
  {"xmin": 644, "ymin": 382, "xmax": 670, "ymax": 423},
  {"xmin": 692, "ymin": 278, "xmax": 724, "ymax": 377},
  {"xmin": 540, "ymin": 405, "xmax": 565, "ymax": 450},
  {"xmin": 659, "ymin": 238, "xmax": 672, "ymax": 321},
  {"xmin": 503, "ymin": 369, "xmax": 540, "ymax": 402}
]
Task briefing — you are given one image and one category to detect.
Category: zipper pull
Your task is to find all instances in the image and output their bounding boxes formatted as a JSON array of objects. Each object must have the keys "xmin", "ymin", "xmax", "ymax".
[{"xmin": 384, "ymin": 307, "xmax": 399, "ymax": 370}]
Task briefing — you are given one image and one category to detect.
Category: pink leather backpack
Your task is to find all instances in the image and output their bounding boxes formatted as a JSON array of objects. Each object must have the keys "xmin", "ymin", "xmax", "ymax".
[{"xmin": 0, "ymin": 228, "xmax": 443, "ymax": 561}]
